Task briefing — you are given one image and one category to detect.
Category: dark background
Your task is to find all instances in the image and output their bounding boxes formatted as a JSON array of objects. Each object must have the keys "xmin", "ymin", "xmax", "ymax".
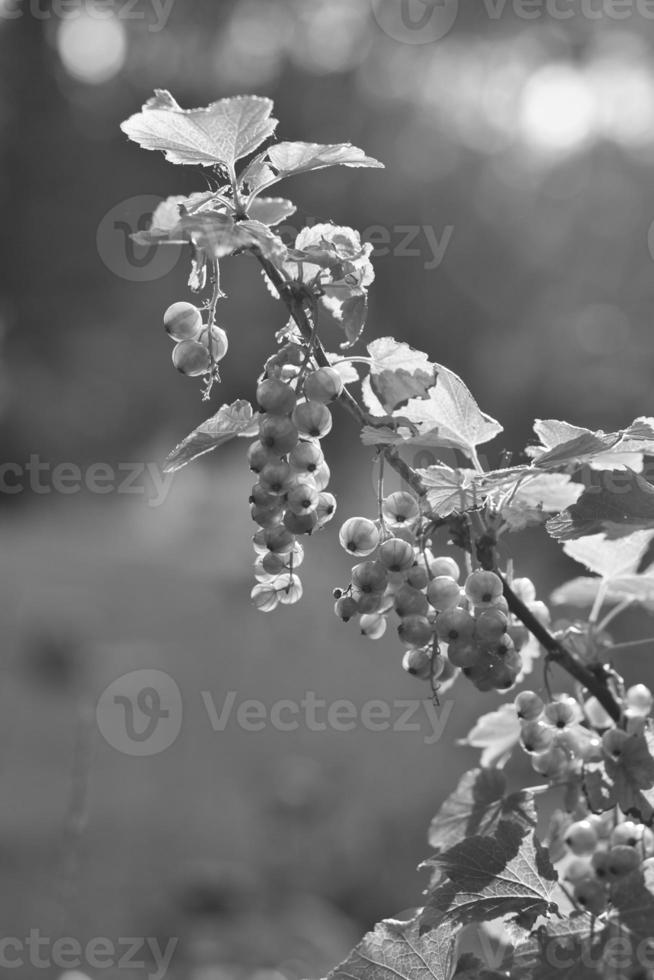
[{"xmin": 1, "ymin": 1, "xmax": 654, "ymax": 977}]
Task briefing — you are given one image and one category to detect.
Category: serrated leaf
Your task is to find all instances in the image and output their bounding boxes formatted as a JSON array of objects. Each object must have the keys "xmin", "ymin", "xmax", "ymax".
[
  {"xmin": 325, "ymin": 352, "xmax": 360, "ymax": 385},
  {"xmin": 584, "ymin": 728, "xmax": 654, "ymax": 825},
  {"xmin": 495, "ymin": 474, "xmax": 584, "ymax": 532},
  {"xmin": 422, "ymin": 820, "xmax": 558, "ymax": 933},
  {"xmin": 121, "ymin": 91, "xmax": 277, "ymax": 167},
  {"xmin": 366, "ymin": 338, "xmax": 436, "ymax": 413},
  {"xmin": 457, "ymin": 704, "xmax": 521, "ymax": 768},
  {"xmin": 135, "ymin": 210, "xmax": 286, "ymax": 264},
  {"xmin": 325, "ymin": 915, "xmax": 458, "ymax": 980},
  {"xmin": 527, "ymin": 419, "xmax": 648, "ymax": 472},
  {"xmin": 547, "ymin": 471, "xmax": 654, "ymax": 541},
  {"xmin": 246, "ymin": 197, "xmax": 296, "ymax": 226},
  {"xmin": 509, "ymin": 916, "xmax": 602, "ymax": 980},
  {"xmin": 320, "ymin": 287, "xmax": 368, "ymax": 349},
  {"xmin": 164, "ymin": 400, "xmax": 259, "ymax": 473},
  {"xmin": 427, "ymin": 768, "xmax": 540, "ymax": 854},
  {"xmin": 415, "ymin": 466, "xmax": 477, "ymax": 517},
  {"xmin": 563, "ymin": 530, "xmax": 654, "ymax": 577},
  {"xmin": 259, "ymin": 141, "xmax": 384, "ymax": 186}
]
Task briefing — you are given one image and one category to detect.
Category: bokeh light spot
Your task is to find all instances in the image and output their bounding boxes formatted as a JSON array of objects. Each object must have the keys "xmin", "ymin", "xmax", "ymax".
[{"xmin": 57, "ymin": 8, "xmax": 127, "ymax": 85}]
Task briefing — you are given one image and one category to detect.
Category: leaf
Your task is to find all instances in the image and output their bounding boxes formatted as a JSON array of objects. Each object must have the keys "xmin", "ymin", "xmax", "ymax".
[
  {"xmin": 584, "ymin": 728, "xmax": 654, "ymax": 824},
  {"xmin": 320, "ymin": 288, "xmax": 369, "ymax": 349},
  {"xmin": 366, "ymin": 338, "xmax": 436, "ymax": 413},
  {"xmin": 325, "ymin": 352, "xmax": 360, "ymax": 385},
  {"xmin": 136, "ymin": 210, "xmax": 286, "ymax": 264},
  {"xmin": 427, "ymin": 768, "xmax": 540, "ymax": 854},
  {"xmin": 121, "ymin": 91, "xmax": 277, "ymax": 167},
  {"xmin": 547, "ymin": 471, "xmax": 654, "ymax": 541},
  {"xmin": 457, "ymin": 704, "xmax": 521, "ymax": 768},
  {"xmin": 164, "ymin": 400, "xmax": 259, "ymax": 473},
  {"xmin": 509, "ymin": 916, "xmax": 602, "ymax": 979},
  {"xmin": 422, "ymin": 820, "xmax": 558, "ymax": 934},
  {"xmin": 495, "ymin": 474, "xmax": 584, "ymax": 532},
  {"xmin": 415, "ymin": 466, "xmax": 477, "ymax": 517},
  {"xmin": 246, "ymin": 197, "xmax": 296, "ymax": 226},
  {"xmin": 261, "ymin": 140, "xmax": 384, "ymax": 183},
  {"xmin": 527, "ymin": 418, "xmax": 652, "ymax": 472},
  {"xmin": 325, "ymin": 915, "xmax": 459, "ymax": 980},
  {"xmin": 563, "ymin": 530, "xmax": 654, "ymax": 577}
]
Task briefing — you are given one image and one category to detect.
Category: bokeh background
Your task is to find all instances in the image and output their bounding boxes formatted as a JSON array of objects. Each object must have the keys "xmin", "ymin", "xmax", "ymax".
[{"xmin": 2, "ymin": 0, "xmax": 654, "ymax": 977}]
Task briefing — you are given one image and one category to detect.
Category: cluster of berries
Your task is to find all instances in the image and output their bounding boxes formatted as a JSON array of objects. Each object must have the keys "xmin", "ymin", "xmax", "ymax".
[
  {"xmin": 333, "ymin": 495, "xmax": 545, "ymax": 691},
  {"xmin": 164, "ymin": 301, "xmax": 229, "ymax": 377},
  {"xmin": 516, "ymin": 684, "xmax": 654, "ymax": 781},
  {"xmin": 249, "ymin": 346, "xmax": 343, "ymax": 613},
  {"xmin": 563, "ymin": 808, "xmax": 654, "ymax": 915}
]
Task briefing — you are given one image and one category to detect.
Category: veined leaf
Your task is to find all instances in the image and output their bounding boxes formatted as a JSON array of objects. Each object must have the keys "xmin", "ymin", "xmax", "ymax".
[
  {"xmin": 121, "ymin": 91, "xmax": 277, "ymax": 167},
  {"xmin": 547, "ymin": 471, "xmax": 654, "ymax": 541},
  {"xmin": 457, "ymin": 704, "xmax": 521, "ymax": 768},
  {"xmin": 528, "ymin": 418, "xmax": 652, "ymax": 472},
  {"xmin": 246, "ymin": 197, "xmax": 296, "ymax": 226},
  {"xmin": 415, "ymin": 466, "xmax": 477, "ymax": 517},
  {"xmin": 509, "ymin": 916, "xmax": 603, "ymax": 979},
  {"xmin": 244, "ymin": 141, "xmax": 384, "ymax": 196},
  {"xmin": 563, "ymin": 530, "xmax": 654, "ymax": 577},
  {"xmin": 325, "ymin": 915, "xmax": 458, "ymax": 980},
  {"xmin": 165, "ymin": 400, "xmax": 259, "ymax": 473},
  {"xmin": 366, "ymin": 337, "xmax": 436, "ymax": 413}
]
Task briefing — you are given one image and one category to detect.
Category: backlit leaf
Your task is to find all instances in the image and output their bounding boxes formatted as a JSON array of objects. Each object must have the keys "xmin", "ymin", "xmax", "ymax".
[
  {"xmin": 457, "ymin": 704, "xmax": 521, "ymax": 768},
  {"xmin": 547, "ymin": 471, "xmax": 654, "ymax": 541},
  {"xmin": 325, "ymin": 915, "xmax": 458, "ymax": 980},
  {"xmin": 164, "ymin": 400, "xmax": 259, "ymax": 473}
]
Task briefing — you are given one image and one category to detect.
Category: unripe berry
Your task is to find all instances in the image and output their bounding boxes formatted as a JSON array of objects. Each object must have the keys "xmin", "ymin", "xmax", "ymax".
[
  {"xmin": 446, "ymin": 638, "xmax": 481, "ymax": 668},
  {"xmin": 427, "ymin": 576, "xmax": 461, "ymax": 612},
  {"xmin": 394, "ymin": 585, "xmax": 430, "ymax": 618},
  {"xmin": 283, "ymin": 510, "xmax": 319, "ymax": 535},
  {"xmin": 435, "ymin": 608, "xmax": 476, "ymax": 643},
  {"xmin": 248, "ymin": 439, "xmax": 279, "ymax": 473},
  {"xmin": 514, "ymin": 691, "xmax": 544, "ymax": 721},
  {"xmin": 360, "ymin": 614, "xmax": 387, "ymax": 639},
  {"xmin": 381, "ymin": 491, "xmax": 420, "ymax": 527},
  {"xmin": 316, "ymin": 492, "xmax": 337, "ymax": 525},
  {"xmin": 406, "ymin": 565, "xmax": 429, "ymax": 590},
  {"xmin": 172, "ymin": 339, "xmax": 211, "ymax": 376},
  {"xmin": 289, "ymin": 440, "xmax": 324, "ymax": 474},
  {"xmin": 565, "ymin": 820, "xmax": 598, "ymax": 856},
  {"xmin": 286, "ymin": 481, "xmax": 320, "ymax": 516},
  {"xmin": 475, "ymin": 608, "xmax": 508, "ymax": 643},
  {"xmin": 164, "ymin": 301, "xmax": 203, "ymax": 341},
  {"xmin": 303, "ymin": 367, "xmax": 344, "ymax": 403},
  {"xmin": 257, "ymin": 378, "xmax": 297, "ymax": 415},
  {"xmin": 264, "ymin": 525, "xmax": 296, "ymax": 554},
  {"xmin": 428, "ymin": 555, "xmax": 460, "ymax": 581},
  {"xmin": 335, "ymin": 596, "xmax": 358, "ymax": 622},
  {"xmin": 379, "ymin": 538, "xmax": 416, "ymax": 573},
  {"xmin": 199, "ymin": 325, "xmax": 229, "ymax": 361},
  {"xmin": 573, "ymin": 877, "xmax": 606, "ymax": 916},
  {"xmin": 520, "ymin": 720, "xmax": 555, "ymax": 753},
  {"xmin": 351, "ymin": 561, "xmax": 389, "ymax": 595},
  {"xmin": 398, "ymin": 614, "xmax": 433, "ymax": 648},
  {"xmin": 259, "ymin": 415, "xmax": 299, "ymax": 455},
  {"xmin": 607, "ymin": 845, "xmax": 642, "ymax": 878},
  {"xmin": 402, "ymin": 647, "xmax": 432, "ymax": 679},
  {"xmin": 259, "ymin": 460, "xmax": 293, "ymax": 495},
  {"xmin": 339, "ymin": 518, "xmax": 380, "ymax": 557},
  {"xmin": 464, "ymin": 570, "xmax": 503, "ymax": 606},
  {"xmin": 251, "ymin": 582, "xmax": 280, "ymax": 612},
  {"xmin": 292, "ymin": 401, "xmax": 333, "ymax": 439},
  {"xmin": 627, "ymin": 684, "xmax": 653, "ymax": 717}
]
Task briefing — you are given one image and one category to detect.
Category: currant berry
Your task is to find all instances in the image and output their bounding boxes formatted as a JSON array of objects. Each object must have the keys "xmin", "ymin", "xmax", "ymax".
[
  {"xmin": 402, "ymin": 647, "xmax": 432, "ymax": 680},
  {"xmin": 311, "ymin": 461, "xmax": 331, "ymax": 491},
  {"xmin": 507, "ymin": 622, "xmax": 529, "ymax": 652},
  {"xmin": 435, "ymin": 608, "xmax": 476, "ymax": 643},
  {"xmin": 264, "ymin": 526, "xmax": 296, "ymax": 554},
  {"xmin": 355, "ymin": 592, "xmax": 384, "ymax": 614},
  {"xmin": 283, "ymin": 511, "xmax": 319, "ymax": 535},
  {"xmin": 398, "ymin": 615, "xmax": 433, "ymax": 648},
  {"xmin": 544, "ymin": 701, "xmax": 578, "ymax": 730},
  {"xmin": 611, "ymin": 821, "xmax": 644, "ymax": 848},
  {"xmin": 565, "ymin": 820, "xmax": 599, "ymax": 856},
  {"xmin": 406, "ymin": 565, "xmax": 429, "ymax": 590},
  {"xmin": 292, "ymin": 401, "xmax": 333, "ymax": 439},
  {"xmin": 475, "ymin": 608, "xmax": 509, "ymax": 643},
  {"xmin": 591, "ymin": 851, "xmax": 611, "ymax": 881},
  {"xmin": 278, "ymin": 343, "xmax": 304, "ymax": 366},
  {"xmin": 530, "ymin": 745, "xmax": 570, "ymax": 779},
  {"xmin": 172, "ymin": 339, "xmax": 211, "ymax": 376},
  {"xmin": 381, "ymin": 491, "xmax": 420, "ymax": 527},
  {"xmin": 257, "ymin": 378, "xmax": 297, "ymax": 415},
  {"xmin": 602, "ymin": 729, "xmax": 629, "ymax": 762},
  {"xmin": 286, "ymin": 481, "xmax": 320, "ymax": 516},
  {"xmin": 259, "ymin": 460, "xmax": 293, "ymax": 495},
  {"xmin": 514, "ymin": 691, "xmax": 544, "ymax": 721},
  {"xmin": 520, "ymin": 720, "xmax": 555, "ymax": 753},
  {"xmin": 464, "ymin": 570, "xmax": 503, "ymax": 606},
  {"xmin": 251, "ymin": 582, "xmax": 279, "ymax": 612},
  {"xmin": 394, "ymin": 585, "xmax": 430, "ymax": 618},
  {"xmin": 360, "ymin": 614, "xmax": 387, "ymax": 639},
  {"xmin": 248, "ymin": 440, "xmax": 279, "ymax": 473},
  {"xmin": 427, "ymin": 576, "xmax": 461, "ymax": 611},
  {"xmin": 250, "ymin": 503, "xmax": 283, "ymax": 529},
  {"xmin": 303, "ymin": 367, "xmax": 344, "ymax": 403},
  {"xmin": 262, "ymin": 551, "xmax": 288, "ymax": 576},
  {"xmin": 339, "ymin": 518, "xmax": 380, "ymax": 557},
  {"xmin": 428, "ymin": 555, "xmax": 460, "ymax": 581},
  {"xmin": 274, "ymin": 573, "xmax": 303, "ymax": 605},
  {"xmin": 259, "ymin": 415, "xmax": 299, "ymax": 455},
  {"xmin": 199, "ymin": 325, "xmax": 229, "ymax": 361},
  {"xmin": 316, "ymin": 493, "xmax": 337, "ymax": 526},
  {"xmin": 627, "ymin": 684, "xmax": 653, "ymax": 716},
  {"xmin": 446, "ymin": 638, "xmax": 481, "ymax": 668},
  {"xmin": 379, "ymin": 538, "xmax": 416, "ymax": 573},
  {"xmin": 334, "ymin": 596, "xmax": 359, "ymax": 622},
  {"xmin": 607, "ymin": 845, "xmax": 642, "ymax": 878},
  {"xmin": 164, "ymin": 301, "xmax": 203, "ymax": 341},
  {"xmin": 289, "ymin": 441, "xmax": 324, "ymax": 474},
  {"xmin": 351, "ymin": 561, "xmax": 389, "ymax": 595},
  {"xmin": 573, "ymin": 877, "xmax": 607, "ymax": 916},
  {"xmin": 565, "ymin": 858, "xmax": 593, "ymax": 885}
]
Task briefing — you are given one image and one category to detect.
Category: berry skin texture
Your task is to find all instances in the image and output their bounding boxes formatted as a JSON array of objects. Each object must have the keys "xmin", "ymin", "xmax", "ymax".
[
  {"xmin": 259, "ymin": 415, "xmax": 299, "ymax": 455},
  {"xmin": 402, "ymin": 647, "xmax": 432, "ymax": 680},
  {"xmin": 360, "ymin": 614, "xmax": 387, "ymax": 639},
  {"xmin": 303, "ymin": 367, "xmax": 344, "ymax": 403},
  {"xmin": 257, "ymin": 378, "xmax": 297, "ymax": 415},
  {"xmin": 475, "ymin": 608, "xmax": 508, "ymax": 643},
  {"xmin": 164, "ymin": 301, "xmax": 203, "ymax": 341},
  {"xmin": 250, "ymin": 503, "xmax": 283, "ymax": 529},
  {"xmin": 248, "ymin": 440, "xmax": 279, "ymax": 473},
  {"xmin": 520, "ymin": 720, "xmax": 555, "ymax": 753},
  {"xmin": 283, "ymin": 510, "xmax": 319, "ymax": 535},
  {"xmin": 172, "ymin": 339, "xmax": 211, "ymax": 376},
  {"xmin": 339, "ymin": 517, "xmax": 380, "ymax": 557},
  {"xmin": 251, "ymin": 583, "xmax": 279, "ymax": 612},
  {"xmin": 428, "ymin": 555, "xmax": 460, "ymax": 581},
  {"xmin": 381, "ymin": 491, "xmax": 420, "ymax": 527},
  {"xmin": 565, "ymin": 820, "xmax": 599, "ymax": 856},
  {"xmin": 394, "ymin": 585, "xmax": 429, "ymax": 618},
  {"xmin": 316, "ymin": 492, "xmax": 337, "ymax": 526},
  {"xmin": 435, "ymin": 608, "xmax": 476, "ymax": 643},
  {"xmin": 530, "ymin": 745, "xmax": 570, "ymax": 779},
  {"xmin": 427, "ymin": 576, "xmax": 461, "ymax": 612},
  {"xmin": 611, "ymin": 821, "xmax": 643, "ymax": 848},
  {"xmin": 335, "ymin": 596, "xmax": 359, "ymax": 622},
  {"xmin": 607, "ymin": 845, "xmax": 642, "ymax": 878},
  {"xmin": 602, "ymin": 729, "xmax": 629, "ymax": 761},
  {"xmin": 398, "ymin": 615, "xmax": 433, "ymax": 648},
  {"xmin": 286, "ymin": 481, "xmax": 320, "ymax": 517},
  {"xmin": 406, "ymin": 565, "xmax": 429, "ymax": 590},
  {"xmin": 573, "ymin": 878, "xmax": 607, "ymax": 916},
  {"xmin": 259, "ymin": 460, "xmax": 293, "ymax": 495},
  {"xmin": 379, "ymin": 538, "xmax": 416, "ymax": 573},
  {"xmin": 352, "ymin": 561, "xmax": 389, "ymax": 595},
  {"xmin": 264, "ymin": 526, "xmax": 296, "ymax": 555},
  {"xmin": 289, "ymin": 441, "xmax": 324, "ymax": 474},
  {"xmin": 446, "ymin": 638, "xmax": 481, "ymax": 669},
  {"xmin": 292, "ymin": 401, "xmax": 333, "ymax": 439},
  {"xmin": 514, "ymin": 691, "xmax": 544, "ymax": 721},
  {"xmin": 543, "ymin": 700, "xmax": 578, "ymax": 729},
  {"xmin": 464, "ymin": 570, "xmax": 503, "ymax": 606},
  {"xmin": 199, "ymin": 325, "xmax": 229, "ymax": 361},
  {"xmin": 261, "ymin": 551, "xmax": 288, "ymax": 576}
]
